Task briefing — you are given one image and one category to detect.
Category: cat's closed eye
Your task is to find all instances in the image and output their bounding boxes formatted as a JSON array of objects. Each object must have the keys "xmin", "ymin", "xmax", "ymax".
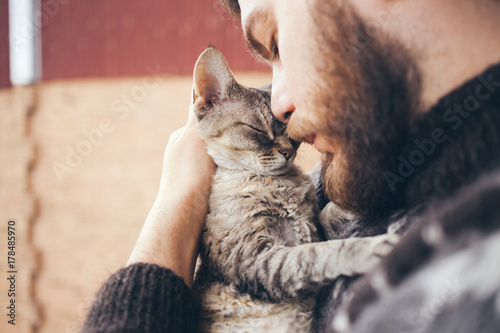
[
  {"xmin": 239, "ymin": 123, "xmax": 273, "ymax": 146},
  {"xmin": 257, "ymin": 133, "xmax": 272, "ymax": 145}
]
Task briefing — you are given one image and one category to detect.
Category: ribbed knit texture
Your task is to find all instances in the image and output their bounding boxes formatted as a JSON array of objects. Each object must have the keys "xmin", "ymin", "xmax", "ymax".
[
  {"xmin": 81, "ymin": 263, "xmax": 198, "ymax": 333},
  {"xmin": 402, "ymin": 63, "xmax": 500, "ymax": 207},
  {"xmin": 315, "ymin": 63, "xmax": 500, "ymax": 332}
]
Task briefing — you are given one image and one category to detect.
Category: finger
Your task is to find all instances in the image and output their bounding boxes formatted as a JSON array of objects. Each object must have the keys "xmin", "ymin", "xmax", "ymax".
[
  {"xmin": 186, "ymin": 109, "xmax": 197, "ymax": 128},
  {"xmin": 168, "ymin": 127, "xmax": 185, "ymax": 144},
  {"xmin": 184, "ymin": 111, "xmax": 204, "ymax": 142}
]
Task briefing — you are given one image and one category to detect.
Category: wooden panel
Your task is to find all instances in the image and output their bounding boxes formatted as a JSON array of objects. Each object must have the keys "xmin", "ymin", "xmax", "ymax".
[
  {"xmin": 0, "ymin": 0, "xmax": 10, "ymax": 87},
  {"xmin": 41, "ymin": 0, "xmax": 268, "ymax": 80}
]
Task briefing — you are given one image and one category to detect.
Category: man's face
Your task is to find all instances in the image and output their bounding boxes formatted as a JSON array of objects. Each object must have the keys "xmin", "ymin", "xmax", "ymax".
[{"xmin": 239, "ymin": 0, "xmax": 421, "ymax": 217}]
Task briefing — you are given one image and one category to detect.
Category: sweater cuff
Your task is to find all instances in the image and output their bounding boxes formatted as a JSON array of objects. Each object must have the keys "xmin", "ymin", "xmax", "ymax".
[{"xmin": 82, "ymin": 263, "xmax": 198, "ymax": 333}]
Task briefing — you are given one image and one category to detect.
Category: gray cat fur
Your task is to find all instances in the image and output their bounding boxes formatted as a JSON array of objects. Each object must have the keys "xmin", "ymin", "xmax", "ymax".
[{"xmin": 190, "ymin": 47, "xmax": 399, "ymax": 332}]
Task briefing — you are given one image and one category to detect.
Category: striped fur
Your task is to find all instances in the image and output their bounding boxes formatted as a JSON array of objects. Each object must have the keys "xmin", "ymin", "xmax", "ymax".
[{"xmin": 191, "ymin": 48, "xmax": 399, "ymax": 332}]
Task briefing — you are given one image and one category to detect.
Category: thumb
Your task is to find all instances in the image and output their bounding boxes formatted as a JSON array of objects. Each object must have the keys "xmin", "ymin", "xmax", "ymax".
[{"xmin": 186, "ymin": 109, "xmax": 198, "ymax": 128}]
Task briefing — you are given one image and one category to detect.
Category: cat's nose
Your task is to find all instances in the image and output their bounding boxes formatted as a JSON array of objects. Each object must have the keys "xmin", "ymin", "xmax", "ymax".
[
  {"xmin": 279, "ymin": 148, "xmax": 294, "ymax": 160},
  {"xmin": 271, "ymin": 64, "xmax": 295, "ymax": 123}
]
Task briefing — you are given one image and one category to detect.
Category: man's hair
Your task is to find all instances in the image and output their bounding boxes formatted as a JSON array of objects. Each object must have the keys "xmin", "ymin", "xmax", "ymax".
[{"xmin": 219, "ymin": 0, "xmax": 241, "ymax": 20}]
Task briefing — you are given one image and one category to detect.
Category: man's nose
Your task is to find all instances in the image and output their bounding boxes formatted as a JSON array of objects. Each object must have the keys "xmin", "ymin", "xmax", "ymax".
[{"xmin": 271, "ymin": 65, "xmax": 295, "ymax": 123}]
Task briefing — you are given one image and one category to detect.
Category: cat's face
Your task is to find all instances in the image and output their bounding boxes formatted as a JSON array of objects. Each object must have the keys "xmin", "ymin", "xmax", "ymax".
[{"xmin": 190, "ymin": 48, "xmax": 299, "ymax": 175}]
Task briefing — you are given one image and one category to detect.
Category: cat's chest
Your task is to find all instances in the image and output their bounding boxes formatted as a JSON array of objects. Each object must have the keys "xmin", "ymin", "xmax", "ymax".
[
  {"xmin": 207, "ymin": 169, "xmax": 318, "ymax": 245},
  {"xmin": 210, "ymin": 170, "xmax": 312, "ymax": 214}
]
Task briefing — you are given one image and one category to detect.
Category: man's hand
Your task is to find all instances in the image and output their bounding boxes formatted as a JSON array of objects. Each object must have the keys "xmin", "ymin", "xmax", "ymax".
[{"xmin": 127, "ymin": 110, "xmax": 216, "ymax": 287}]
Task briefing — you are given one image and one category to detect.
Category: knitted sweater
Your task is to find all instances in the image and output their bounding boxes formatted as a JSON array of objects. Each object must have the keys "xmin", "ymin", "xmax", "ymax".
[
  {"xmin": 82, "ymin": 63, "xmax": 500, "ymax": 333},
  {"xmin": 315, "ymin": 62, "xmax": 500, "ymax": 332},
  {"xmin": 82, "ymin": 264, "xmax": 198, "ymax": 332}
]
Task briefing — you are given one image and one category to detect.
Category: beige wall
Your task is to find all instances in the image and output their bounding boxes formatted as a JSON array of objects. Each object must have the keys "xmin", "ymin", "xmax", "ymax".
[
  {"xmin": 0, "ymin": 87, "xmax": 39, "ymax": 333},
  {"xmin": 0, "ymin": 73, "xmax": 320, "ymax": 333}
]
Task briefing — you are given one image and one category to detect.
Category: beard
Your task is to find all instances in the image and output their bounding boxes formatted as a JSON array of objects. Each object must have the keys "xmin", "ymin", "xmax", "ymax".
[{"xmin": 288, "ymin": 1, "xmax": 422, "ymax": 218}]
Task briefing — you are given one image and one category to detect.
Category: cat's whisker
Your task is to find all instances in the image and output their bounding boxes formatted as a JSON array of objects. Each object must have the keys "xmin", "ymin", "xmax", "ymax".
[{"xmin": 192, "ymin": 47, "xmax": 397, "ymax": 332}]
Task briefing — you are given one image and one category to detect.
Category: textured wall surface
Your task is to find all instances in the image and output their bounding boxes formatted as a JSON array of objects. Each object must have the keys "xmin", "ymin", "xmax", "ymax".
[
  {"xmin": 0, "ymin": 0, "xmax": 10, "ymax": 87},
  {"xmin": 0, "ymin": 87, "xmax": 39, "ymax": 333},
  {"xmin": 41, "ymin": 0, "xmax": 267, "ymax": 80}
]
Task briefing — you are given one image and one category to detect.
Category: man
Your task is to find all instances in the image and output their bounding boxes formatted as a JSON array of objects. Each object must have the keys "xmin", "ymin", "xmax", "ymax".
[{"xmin": 83, "ymin": 0, "xmax": 500, "ymax": 332}]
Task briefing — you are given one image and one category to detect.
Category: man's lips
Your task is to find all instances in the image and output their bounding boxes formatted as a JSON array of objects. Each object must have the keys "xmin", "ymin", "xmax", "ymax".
[
  {"xmin": 304, "ymin": 134, "xmax": 316, "ymax": 145},
  {"xmin": 303, "ymin": 134, "xmax": 324, "ymax": 152},
  {"xmin": 303, "ymin": 134, "xmax": 331, "ymax": 154}
]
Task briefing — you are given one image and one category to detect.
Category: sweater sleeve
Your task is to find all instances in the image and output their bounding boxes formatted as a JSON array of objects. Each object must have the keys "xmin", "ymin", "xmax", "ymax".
[
  {"xmin": 326, "ymin": 172, "xmax": 500, "ymax": 333},
  {"xmin": 81, "ymin": 263, "xmax": 198, "ymax": 333}
]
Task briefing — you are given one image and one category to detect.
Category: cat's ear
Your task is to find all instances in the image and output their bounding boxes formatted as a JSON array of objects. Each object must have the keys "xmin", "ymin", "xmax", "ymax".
[
  {"xmin": 191, "ymin": 47, "xmax": 235, "ymax": 109},
  {"xmin": 258, "ymin": 82, "xmax": 272, "ymax": 93}
]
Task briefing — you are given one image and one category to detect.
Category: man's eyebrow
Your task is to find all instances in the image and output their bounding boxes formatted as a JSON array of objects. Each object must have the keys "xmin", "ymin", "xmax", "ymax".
[{"xmin": 244, "ymin": 12, "xmax": 272, "ymax": 61}]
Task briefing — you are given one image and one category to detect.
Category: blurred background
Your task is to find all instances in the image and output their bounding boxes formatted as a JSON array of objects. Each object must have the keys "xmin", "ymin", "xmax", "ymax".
[{"xmin": 0, "ymin": 0, "xmax": 320, "ymax": 332}]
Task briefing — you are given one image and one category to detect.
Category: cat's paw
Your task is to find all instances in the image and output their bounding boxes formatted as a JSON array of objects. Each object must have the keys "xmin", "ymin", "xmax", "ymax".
[
  {"xmin": 369, "ymin": 233, "xmax": 400, "ymax": 258},
  {"xmin": 319, "ymin": 202, "xmax": 354, "ymax": 240},
  {"xmin": 352, "ymin": 233, "xmax": 400, "ymax": 274}
]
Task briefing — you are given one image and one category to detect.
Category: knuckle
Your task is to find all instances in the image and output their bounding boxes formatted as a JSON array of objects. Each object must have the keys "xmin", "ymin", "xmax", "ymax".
[{"xmin": 169, "ymin": 128, "xmax": 183, "ymax": 141}]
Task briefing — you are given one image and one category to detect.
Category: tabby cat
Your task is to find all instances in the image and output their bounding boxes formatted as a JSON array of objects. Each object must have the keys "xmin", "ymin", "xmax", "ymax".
[{"xmin": 191, "ymin": 47, "xmax": 399, "ymax": 332}]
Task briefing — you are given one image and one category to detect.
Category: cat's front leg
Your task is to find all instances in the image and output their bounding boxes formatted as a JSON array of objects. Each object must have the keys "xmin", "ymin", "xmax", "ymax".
[
  {"xmin": 231, "ymin": 233, "xmax": 400, "ymax": 301},
  {"xmin": 322, "ymin": 233, "xmax": 400, "ymax": 277}
]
